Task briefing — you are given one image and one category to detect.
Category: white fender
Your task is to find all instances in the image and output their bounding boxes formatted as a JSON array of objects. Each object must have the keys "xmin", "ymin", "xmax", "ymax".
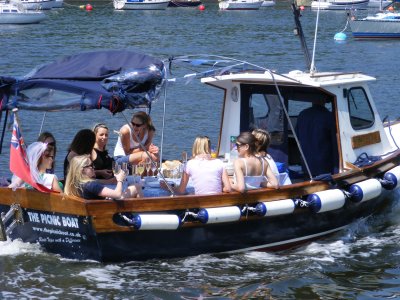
[
  {"xmin": 307, "ymin": 189, "xmax": 346, "ymax": 213},
  {"xmin": 349, "ymin": 178, "xmax": 382, "ymax": 203},
  {"xmin": 197, "ymin": 206, "xmax": 241, "ymax": 224},
  {"xmin": 255, "ymin": 199, "xmax": 295, "ymax": 217},
  {"xmin": 133, "ymin": 214, "xmax": 180, "ymax": 230}
]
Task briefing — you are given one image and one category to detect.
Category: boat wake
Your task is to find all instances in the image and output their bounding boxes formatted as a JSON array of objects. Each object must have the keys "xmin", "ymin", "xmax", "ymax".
[{"xmin": 0, "ymin": 238, "xmax": 43, "ymax": 256}]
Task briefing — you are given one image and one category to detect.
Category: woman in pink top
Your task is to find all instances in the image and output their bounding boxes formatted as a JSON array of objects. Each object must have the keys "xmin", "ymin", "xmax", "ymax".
[{"xmin": 161, "ymin": 136, "xmax": 231, "ymax": 195}]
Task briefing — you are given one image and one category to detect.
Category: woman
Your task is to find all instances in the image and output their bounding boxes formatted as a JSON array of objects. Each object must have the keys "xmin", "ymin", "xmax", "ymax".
[
  {"xmin": 252, "ymin": 128, "xmax": 279, "ymax": 176},
  {"xmin": 92, "ymin": 123, "xmax": 114, "ymax": 179},
  {"xmin": 9, "ymin": 142, "xmax": 62, "ymax": 192},
  {"xmin": 231, "ymin": 132, "xmax": 278, "ymax": 193},
  {"xmin": 113, "ymin": 111, "xmax": 159, "ymax": 165},
  {"xmin": 64, "ymin": 155, "xmax": 142, "ymax": 200},
  {"xmin": 37, "ymin": 131, "xmax": 56, "ymax": 174},
  {"xmin": 161, "ymin": 136, "xmax": 231, "ymax": 195},
  {"xmin": 64, "ymin": 129, "xmax": 96, "ymax": 179}
]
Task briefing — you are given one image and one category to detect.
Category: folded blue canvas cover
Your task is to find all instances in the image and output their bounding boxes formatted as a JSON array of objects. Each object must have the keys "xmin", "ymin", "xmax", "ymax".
[{"xmin": 0, "ymin": 50, "xmax": 165, "ymax": 113}]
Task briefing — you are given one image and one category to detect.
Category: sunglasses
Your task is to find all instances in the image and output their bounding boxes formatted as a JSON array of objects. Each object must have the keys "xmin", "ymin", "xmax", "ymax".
[
  {"xmin": 83, "ymin": 163, "xmax": 94, "ymax": 169},
  {"xmin": 131, "ymin": 122, "xmax": 144, "ymax": 128},
  {"xmin": 236, "ymin": 142, "xmax": 245, "ymax": 148},
  {"xmin": 47, "ymin": 142, "xmax": 55, "ymax": 146}
]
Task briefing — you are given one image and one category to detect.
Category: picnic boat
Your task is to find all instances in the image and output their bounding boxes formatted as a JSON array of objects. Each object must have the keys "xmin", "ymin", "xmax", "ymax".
[{"xmin": 1, "ymin": 4, "xmax": 400, "ymax": 262}]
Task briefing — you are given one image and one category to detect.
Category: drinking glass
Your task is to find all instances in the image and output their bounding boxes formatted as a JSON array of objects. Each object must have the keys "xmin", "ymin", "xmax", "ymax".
[
  {"xmin": 145, "ymin": 158, "xmax": 151, "ymax": 176},
  {"xmin": 136, "ymin": 162, "xmax": 145, "ymax": 177},
  {"xmin": 122, "ymin": 162, "xmax": 128, "ymax": 174},
  {"xmin": 151, "ymin": 161, "xmax": 158, "ymax": 177},
  {"xmin": 112, "ymin": 161, "xmax": 120, "ymax": 175}
]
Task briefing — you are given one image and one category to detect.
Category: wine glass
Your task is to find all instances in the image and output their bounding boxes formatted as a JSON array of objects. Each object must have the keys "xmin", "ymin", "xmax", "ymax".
[
  {"xmin": 122, "ymin": 162, "xmax": 128, "ymax": 174},
  {"xmin": 151, "ymin": 161, "xmax": 158, "ymax": 177},
  {"xmin": 112, "ymin": 161, "xmax": 120, "ymax": 175},
  {"xmin": 145, "ymin": 158, "xmax": 151, "ymax": 176},
  {"xmin": 136, "ymin": 162, "xmax": 145, "ymax": 178}
]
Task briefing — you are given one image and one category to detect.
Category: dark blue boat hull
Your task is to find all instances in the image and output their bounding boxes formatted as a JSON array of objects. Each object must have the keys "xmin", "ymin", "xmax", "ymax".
[{"xmin": 1, "ymin": 192, "xmax": 388, "ymax": 262}]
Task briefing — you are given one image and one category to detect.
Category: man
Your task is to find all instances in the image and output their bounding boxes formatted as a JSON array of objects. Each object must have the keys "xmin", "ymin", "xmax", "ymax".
[{"xmin": 295, "ymin": 98, "xmax": 339, "ymax": 177}]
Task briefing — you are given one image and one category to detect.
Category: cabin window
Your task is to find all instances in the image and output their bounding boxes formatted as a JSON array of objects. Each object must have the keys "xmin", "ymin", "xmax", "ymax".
[{"xmin": 347, "ymin": 87, "xmax": 375, "ymax": 130}]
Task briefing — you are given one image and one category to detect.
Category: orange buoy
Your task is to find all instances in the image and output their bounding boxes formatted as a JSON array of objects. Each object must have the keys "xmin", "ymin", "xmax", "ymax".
[
  {"xmin": 388, "ymin": 6, "xmax": 394, "ymax": 11},
  {"xmin": 300, "ymin": 5, "xmax": 305, "ymax": 10},
  {"xmin": 198, "ymin": 4, "xmax": 205, "ymax": 10},
  {"xmin": 85, "ymin": 3, "xmax": 93, "ymax": 10}
]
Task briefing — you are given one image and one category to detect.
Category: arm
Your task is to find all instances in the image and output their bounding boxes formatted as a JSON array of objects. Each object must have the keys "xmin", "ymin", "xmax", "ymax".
[
  {"xmin": 221, "ymin": 169, "xmax": 231, "ymax": 193},
  {"xmin": 95, "ymin": 169, "xmax": 114, "ymax": 179},
  {"xmin": 160, "ymin": 171, "xmax": 189, "ymax": 195},
  {"xmin": 231, "ymin": 159, "xmax": 245, "ymax": 193},
  {"xmin": 261, "ymin": 160, "xmax": 279, "ymax": 189},
  {"xmin": 51, "ymin": 175, "xmax": 63, "ymax": 193},
  {"xmin": 98, "ymin": 171, "xmax": 126, "ymax": 199},
  {"xmin": 99, "ymin": 181, "xmax": 124, "ymax": 199},
  {"xmin": 120, "ymin": 126, "xmax": 132, "ymax": 155}
]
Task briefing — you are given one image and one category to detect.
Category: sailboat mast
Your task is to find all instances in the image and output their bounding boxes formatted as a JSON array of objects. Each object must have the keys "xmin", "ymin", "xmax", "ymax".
[{"xmin": 291, "ymin": 1, "xmax": 312, "ymax": 71}]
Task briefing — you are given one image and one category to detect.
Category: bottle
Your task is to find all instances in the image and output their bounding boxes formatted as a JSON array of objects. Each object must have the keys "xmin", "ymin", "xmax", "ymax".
[{"xmin": 230, "ymin": 145, "xmax": 238, "ymax": 162}]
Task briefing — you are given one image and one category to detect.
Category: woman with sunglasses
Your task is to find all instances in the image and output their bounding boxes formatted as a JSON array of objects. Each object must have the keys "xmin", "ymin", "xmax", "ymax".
[
  {"xmin": 161, "ymin": 136, "xmax": 231, "ymax": 195},
  {"xmin": 113, "ymin": 111, "xmax": 159, "ymax": 166},
  {"xmin": 37, "ymin": 131, "xmax": 57, "ymax": 174},
  {"xmin": 64, "ymin": 155, "xmax": 141, "ymax": 200},
  {"xmin": 231, "ymin": 132, "xmax": 278, "ymax": 193},
  {"xmin": 9, "ymin": 142, "xmax": 63, "ymax": 192},
  {"xmin": 92, "ymin": 123, "xmax": 114, "ymax": 179}
]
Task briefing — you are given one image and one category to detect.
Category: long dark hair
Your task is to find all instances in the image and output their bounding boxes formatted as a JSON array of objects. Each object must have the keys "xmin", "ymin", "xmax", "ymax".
[
  {"xmin": 68, "ymin": 129, "xmax": 96, "ymax": 155},
  {"xmin": 236, "ymin": 132, "xmax": 257, "ymax": 154}
]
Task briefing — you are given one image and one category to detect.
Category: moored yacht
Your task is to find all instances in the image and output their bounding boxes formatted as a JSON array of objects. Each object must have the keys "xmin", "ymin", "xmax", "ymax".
[{"xmin": 0, "ymin": 2, "xmax": 46, "ymax": 24}]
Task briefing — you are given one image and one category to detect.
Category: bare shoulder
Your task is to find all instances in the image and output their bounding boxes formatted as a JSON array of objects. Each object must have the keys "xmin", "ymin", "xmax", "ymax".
[{"xmin": 119, "ymin": 125, "xmax": 130, "ymax": 135}]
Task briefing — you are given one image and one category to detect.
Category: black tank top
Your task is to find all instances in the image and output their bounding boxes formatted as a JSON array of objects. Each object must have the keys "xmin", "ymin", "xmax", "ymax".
[{"xmin": 93, "ymin": 148, "xmax": 113, "ymax": 178}]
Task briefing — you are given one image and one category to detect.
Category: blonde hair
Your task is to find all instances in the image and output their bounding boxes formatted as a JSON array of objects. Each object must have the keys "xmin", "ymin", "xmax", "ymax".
[
  {"xmin": 64, "ymin": 155, "xmax": 93, "ymax": 197},
  {"xmin": 252, "ymin": 128, "xmax": 271, "ymax": 153},
  {"xmin": 192, "ymin": 136, "xmax": 211, "ymax": 157}
]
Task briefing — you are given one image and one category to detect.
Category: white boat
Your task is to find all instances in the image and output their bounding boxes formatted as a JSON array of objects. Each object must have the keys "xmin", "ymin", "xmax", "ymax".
[
  {"xmin": 350, "ymin": 11, "xmax": 400, "ymax": 38},
  {"xmin": 219, "ymin": 0, "xmax": 263, "ymax": 10},
  {"xmin": 0, "ymin": 2, "xmax": 46, "ymax": 24},
  {"xmin": 368, "ymin": 0, "xmax": 392, "ymax": 8},
  {"xmin": 113, "ymin": 0, "xmax": 170, "ymax": 10},
  {"xmin": 311, "ymin": 0, "xmax": 369, "ymax": 10},
  {"xmin": 10, "ymin": 0, "xmax": 55, "ymax": 10},
  {"xmin": 261, "ymin": 0, "xmax": 275, "ymax": 7},
  {"xmin": 52, "ymin": 0, "xmax": 63, "ymax": 8}
]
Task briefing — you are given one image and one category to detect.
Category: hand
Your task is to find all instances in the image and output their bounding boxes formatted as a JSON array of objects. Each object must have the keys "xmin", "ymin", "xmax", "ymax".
[
  {"xmin": 115, "ymin": 170, "xmax": 127, "ymax": 182},
  {"xmin": 149, "ymin": 144, "xmax": 159, "ymax": 154},
  {"xmin": 97, "ymin": 169, "xmax": 114, "ymax": 179}
]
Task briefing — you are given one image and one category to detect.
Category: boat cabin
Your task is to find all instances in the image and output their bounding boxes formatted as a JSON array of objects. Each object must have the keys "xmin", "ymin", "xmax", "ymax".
[{"xmin": 203, "ymin": 70, "xmax": 393, "ymax": 179}]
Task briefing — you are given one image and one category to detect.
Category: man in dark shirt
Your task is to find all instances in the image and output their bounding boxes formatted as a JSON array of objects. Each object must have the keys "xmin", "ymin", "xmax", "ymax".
[{"xmin": 295, "ymin": 99, "xmax": 339, "ymax": 178}]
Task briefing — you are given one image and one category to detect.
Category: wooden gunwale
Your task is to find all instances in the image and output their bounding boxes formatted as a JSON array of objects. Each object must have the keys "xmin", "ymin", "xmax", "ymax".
[{"xmin": 1, "ymin": 149, "xmax": 399, "ymax": 233}]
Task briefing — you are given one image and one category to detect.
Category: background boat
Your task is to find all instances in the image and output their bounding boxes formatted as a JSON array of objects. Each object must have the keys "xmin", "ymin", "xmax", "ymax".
[
  {"xmin": 350, "ymin": 11, "xmax": 400, "ymax": 38},
  {"xmin": 168, "ymin": 0, "xmax": 202, "ymax": 7},
  {"xmin": 0, "ymin": 2, "xmax": 46, "ymax": 24},
  {"xmin": 261, "ymin": 0, "xmax": 276, "ymax": 6},
  {"xmin": 1, "ymin": 1, "xmax": 400, "ymax": 298},
  {"xmin": 10, "ymin": 0, "xmax": 55, "ymax": 10},
  {"xmin": 311, "ymin": 0, "xmax": 369, "ymax": 10},
  {"xmin": 114, "ymin": 0, "xmax": 170, "ymax": 10},
  {"xmin": 219, "ymin": 0, "xmax": 263, "ymax": 10},
  {"xmin": 368, "ymin": 0, "xmax": 392, "ymax": 8}
]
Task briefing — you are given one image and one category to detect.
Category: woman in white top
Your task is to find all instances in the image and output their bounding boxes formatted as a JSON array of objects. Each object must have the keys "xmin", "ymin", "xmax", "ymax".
[
  {"xmin": 252, "ymin": 128, "xmax": 279, "ymax": 176},
  {"xmin": 9, "ymin": 142, "xmax": 62, "ymax": 192},
  {"xmin": 161, "ymin": 136, "xmax": 231, "ymax": 195},
  {"xmin": 114, "ymin": 111, "xmax": 159, "ymax": 165},
  {"xmin": 231, "ymin": 132, "xmax": 278, "ymax": 193}
]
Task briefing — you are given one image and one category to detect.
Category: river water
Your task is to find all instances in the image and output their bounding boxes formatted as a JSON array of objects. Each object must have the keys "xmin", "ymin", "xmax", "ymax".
[{"xmin": 1, "ymin": 1, "xmax": 400, "ymax": 298}]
